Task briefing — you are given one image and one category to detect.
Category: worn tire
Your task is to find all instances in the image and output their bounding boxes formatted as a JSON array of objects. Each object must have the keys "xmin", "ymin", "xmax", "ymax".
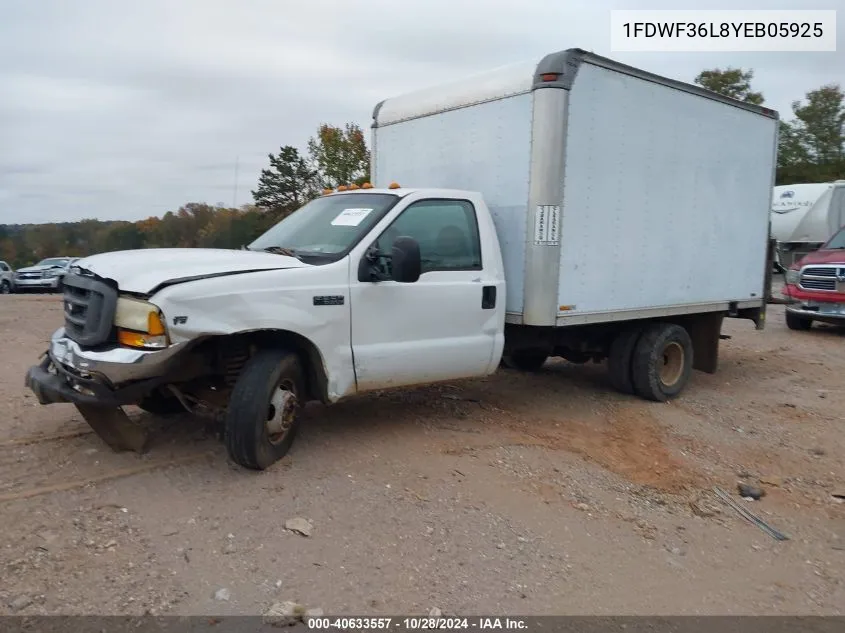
[
  {"xmin": 631, "ymin": 323, "xmax": 693, "ymax": 402},
  {"xmin": 0, "ymin": 280, "xmax": 10, "ymax": 294},
  {"xmin": 785, "ymin": 311, "xmax": 812, "ymax": 331},
  {"xmin": 502, "ymin": 351, "xmax": 548, "ymax": 372},
  {"xmin": 138, "ymin": 389, "xmax": 186, "ymax": 416},
  {"xmin": 607, "ymin": 327, "xmax": 644, "ymax": 395},
  {"xmin": 225, "ymin": 348, "xmax": 305, "ymax": 471}
]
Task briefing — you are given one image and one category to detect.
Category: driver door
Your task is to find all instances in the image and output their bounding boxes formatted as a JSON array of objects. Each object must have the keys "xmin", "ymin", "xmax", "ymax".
[{"xmin": 348, "ymin": 197, "xmax": 501, "ymax": 392}]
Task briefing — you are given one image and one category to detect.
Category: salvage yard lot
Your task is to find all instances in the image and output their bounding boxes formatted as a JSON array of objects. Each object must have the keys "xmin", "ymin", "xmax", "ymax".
[{"xmin": 1, "ymin": 292, "xmax": 843, "ymax": 615}]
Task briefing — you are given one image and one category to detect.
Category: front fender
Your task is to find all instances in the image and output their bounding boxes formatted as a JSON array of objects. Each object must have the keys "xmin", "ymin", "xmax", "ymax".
[{"xmin": 150, "ymin": 266, "xmax": 355, "ymax": 401}]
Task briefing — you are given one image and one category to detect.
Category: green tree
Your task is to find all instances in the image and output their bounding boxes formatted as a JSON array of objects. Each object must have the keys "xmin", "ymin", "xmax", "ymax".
[
  {"xmin": 693, "ymin": 67, "xmax": 764, "ymax": 105},
  {"xmin": 307, "ymin": 123, "xmax": 370, "ymax": 189},
  {"xmin": 791, "ymin": 84, "xmax": 845, "ymax": 165},
  {"xmin": 251, "ymin": 145, "xmax": 319, "ymax": 213},
  {"xmin": 101, "ymin": 222, "xmax": 145, "ymax": 251},
  {"xmin": 777, "ymin": 120, "xmax": 810, "ymax": 169}
]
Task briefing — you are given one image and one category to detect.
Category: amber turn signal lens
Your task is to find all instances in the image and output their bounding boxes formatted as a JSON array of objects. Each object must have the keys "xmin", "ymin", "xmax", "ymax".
[
  {"xmin": 147, "ymin": 311, "xmax": 166, "ymax": 335},
  {"xmin": 117, "ymin": 330, "xmax": 167, "ymax": 349}
]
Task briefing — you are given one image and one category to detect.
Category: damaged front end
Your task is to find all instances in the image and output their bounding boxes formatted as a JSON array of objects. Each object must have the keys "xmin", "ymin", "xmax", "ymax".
[{"xmin": 24, "ymin": 271, "xmax": 192, "ymax": 452}]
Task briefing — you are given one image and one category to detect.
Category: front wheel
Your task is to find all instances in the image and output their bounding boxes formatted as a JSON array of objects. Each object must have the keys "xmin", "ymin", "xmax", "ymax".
[
  {"xmin": 0, "ymin": 280, "xmax": 10, "ymax": 294},
  {"xmin": 785, "ymin": 311, "xmax": 812, "ymax": 331},
  {"xmin": 225, "ymin": 348, "xmax": 305, "ymax": 470}
]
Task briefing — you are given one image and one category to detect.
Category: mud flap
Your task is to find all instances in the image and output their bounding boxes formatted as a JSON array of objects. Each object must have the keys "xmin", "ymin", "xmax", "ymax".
[{"xmin": 75, "ymin": 404, "xmax": 150, "ymax": 453}]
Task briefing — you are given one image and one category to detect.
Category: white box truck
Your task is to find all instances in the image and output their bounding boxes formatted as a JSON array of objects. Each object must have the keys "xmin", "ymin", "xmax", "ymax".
[{"xmin": 25, "ymin": 48, "xmax": 779, "ymax": 470}]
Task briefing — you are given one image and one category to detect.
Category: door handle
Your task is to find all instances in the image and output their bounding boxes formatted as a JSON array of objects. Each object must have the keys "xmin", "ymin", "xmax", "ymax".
[{"xmin": 482, "ymin": 285, "xmax": 496, "ymax": 309}]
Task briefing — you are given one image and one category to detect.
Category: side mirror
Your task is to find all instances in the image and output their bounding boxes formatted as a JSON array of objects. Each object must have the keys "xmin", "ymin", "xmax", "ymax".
[{"xmin": 391, "ymin": 236, "xmax": 421, "ymax": 283}]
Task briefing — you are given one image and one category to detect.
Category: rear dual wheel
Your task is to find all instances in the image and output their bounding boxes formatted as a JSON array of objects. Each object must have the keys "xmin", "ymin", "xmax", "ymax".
[{"xmin": 608, "ymin": 322, "xmax": 694, "ymax": 402}]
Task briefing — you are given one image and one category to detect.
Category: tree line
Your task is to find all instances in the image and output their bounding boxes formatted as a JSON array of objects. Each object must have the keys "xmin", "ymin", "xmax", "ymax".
[
  {"xmin": 1, "ymin": 67, "xmax": 842, "ymax": 269},
  {"xmin": 693, "ymin": 68, "xmax": 845, "ymax": 184},
  {"xmin": 0, "ymin": 123, "xmax": 370, "ymax": 269}
]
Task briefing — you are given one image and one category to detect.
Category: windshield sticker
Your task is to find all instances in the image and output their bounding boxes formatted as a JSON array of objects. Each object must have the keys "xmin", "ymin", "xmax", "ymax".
[{"xmin": 331, "ymin": 208, "xmax": 373, "ymax": 226}]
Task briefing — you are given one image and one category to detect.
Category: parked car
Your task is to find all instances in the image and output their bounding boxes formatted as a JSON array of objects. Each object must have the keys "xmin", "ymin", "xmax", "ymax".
[
  {"xmin": 0, "ymin": 260, "xmax": 13, "ymax": 294},
  {"xmin": 782, "ymin": 223, "xmax": 845, "ymax": 330},
  {"xmin": 13, "ymin": 257, "xmax": 79, "ymax": 292}
]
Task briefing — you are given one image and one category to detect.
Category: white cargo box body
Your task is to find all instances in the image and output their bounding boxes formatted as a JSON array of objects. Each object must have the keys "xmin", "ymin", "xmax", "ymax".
[{"xmin": 372, "ymin": 48, "xmax": 779, "ymax": 327}]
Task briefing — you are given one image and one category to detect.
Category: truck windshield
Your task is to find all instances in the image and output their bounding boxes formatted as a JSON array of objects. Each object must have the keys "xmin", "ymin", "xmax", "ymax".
[{"xmin": 248, "ymin": 193, "xmax": 400, "ymax": 261}]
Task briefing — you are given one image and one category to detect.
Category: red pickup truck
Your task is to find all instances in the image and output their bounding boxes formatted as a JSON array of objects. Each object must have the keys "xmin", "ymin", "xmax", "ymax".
[{"xmin": 782, "ymin": 223, "xmax": 845, "ymax": 330}]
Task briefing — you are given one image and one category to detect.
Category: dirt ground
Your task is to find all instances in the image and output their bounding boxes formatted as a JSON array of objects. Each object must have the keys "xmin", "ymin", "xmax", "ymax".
[{"xmin": 1, "ymin": 284, "xmax": 843, "ymax": 617}]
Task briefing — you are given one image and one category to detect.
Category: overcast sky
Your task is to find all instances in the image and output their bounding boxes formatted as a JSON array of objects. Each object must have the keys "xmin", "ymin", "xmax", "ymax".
[{"xmin": 0, "ymin": 0, "xmax": 841, "ymax": 225}]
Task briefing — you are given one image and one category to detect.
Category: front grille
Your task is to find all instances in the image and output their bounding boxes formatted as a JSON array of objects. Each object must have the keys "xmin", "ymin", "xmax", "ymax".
[
  {"xmin": 17, "ymin": 272, "xmax": 43, "ymax": 279},
  {"xmin": 799, "ymin": 265, "xmax": 842, "ymax": 293},
  {"xmin": 62, "ymin": 273, "xmax": 118, "ymax": 347},
  {"xmin": 800, "ymin": 278, "xmax": 836, "ymax": 291},
  {"xmin": 803, "ymin": 267, "xmax": 836, "ymax": 277}
]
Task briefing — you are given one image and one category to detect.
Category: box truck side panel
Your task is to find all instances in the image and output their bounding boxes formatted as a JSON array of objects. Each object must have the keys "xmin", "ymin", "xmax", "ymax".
[
  {"xmin": 373, "ymin": 92, "xmax": 534, "ymax": 315},
  {"xmin": 554, "ymin": 61, "xmax": 777, "ymax": 320}
]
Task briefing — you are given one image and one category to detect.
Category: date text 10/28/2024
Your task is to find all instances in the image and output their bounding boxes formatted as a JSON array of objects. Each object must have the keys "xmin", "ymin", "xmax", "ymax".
[{"xmin": 306, "ymin": 617, "xmax": 528, "ymax": 630}]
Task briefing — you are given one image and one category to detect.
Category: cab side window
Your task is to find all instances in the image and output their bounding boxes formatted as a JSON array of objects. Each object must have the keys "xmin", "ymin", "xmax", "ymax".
[
  {"xmin": 378, "ymin": 199, "xmax": 482, "ymax": 275},
  {"xmin": 0, "ymin": 262, "xmax": 8, "ymax": 272}
]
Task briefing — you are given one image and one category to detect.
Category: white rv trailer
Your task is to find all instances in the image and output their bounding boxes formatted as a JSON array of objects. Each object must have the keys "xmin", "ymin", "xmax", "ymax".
[{"xmin": 773, "ymin": 181, "xmax": 845, "ymax": 268}]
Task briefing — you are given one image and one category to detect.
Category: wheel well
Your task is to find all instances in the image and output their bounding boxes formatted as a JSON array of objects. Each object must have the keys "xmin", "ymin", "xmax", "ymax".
[{"xmin": 195, "ymin": 329, "xmax": 331, "ymax": 404}]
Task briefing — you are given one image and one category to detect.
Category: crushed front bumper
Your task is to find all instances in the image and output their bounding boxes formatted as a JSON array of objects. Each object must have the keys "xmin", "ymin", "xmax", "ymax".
[{"xmin": 25, "ymin": 328, "xmax": 187, "ymax": 407}]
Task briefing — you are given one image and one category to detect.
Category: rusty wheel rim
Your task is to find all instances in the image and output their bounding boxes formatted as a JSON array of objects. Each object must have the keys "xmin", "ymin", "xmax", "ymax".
[
  {"xmin": 659, "ymin": 342, "xmax": 684, "ymax": 387},
  {"xmin": 265, "ymin": 379, "xmax": 297, "ymax": 445}
]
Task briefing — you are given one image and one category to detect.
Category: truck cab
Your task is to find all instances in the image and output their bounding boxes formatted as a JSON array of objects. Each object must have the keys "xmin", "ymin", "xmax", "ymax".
[
  {"xmin": 782, "ymin": 223, "xmax": 845, "ymax": 330},
  {"xmin": 26, "ymin": 186, "xmax": 506, "ymax": 469}
]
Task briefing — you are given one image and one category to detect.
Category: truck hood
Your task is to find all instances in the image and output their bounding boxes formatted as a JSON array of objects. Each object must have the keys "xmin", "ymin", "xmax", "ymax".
[
  {"xmin": 74, "ymin": 248, "xmax": 310, "ymax": 294},
  {"xmin": 797, "ymin": 248, "xmax": 845, "ymax": 266}
]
